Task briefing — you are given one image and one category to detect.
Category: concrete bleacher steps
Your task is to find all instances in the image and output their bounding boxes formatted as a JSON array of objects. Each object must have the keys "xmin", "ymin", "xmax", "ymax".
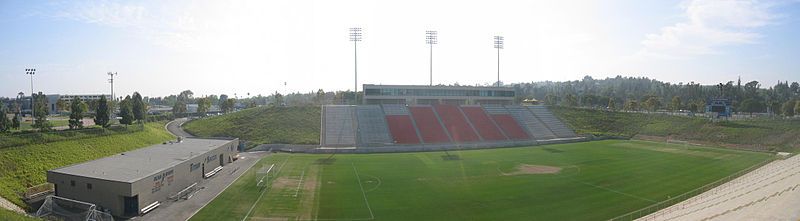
[
  {"xmin": 433, "ymin": 104, "xmax": 481, "ymax": 143},
  {"xmin": 321, "ymin": 105, "xmax": 357, "ymax": 146},
  {"xmin": 408, "ymin": 106, "xmax": 452, "ymax": 143},
  {"xmin": 461, "ymin": 106, "xmax": 508, "ymax": 141},
  {"xmin": 527, "ymin": 106, "xmax": 577, "ymax": 138},
  {"xmin": 356, "ymin": 105, "xmax": 393, "ymax": 145},
  {"xmin": 505, "ymin": 106, "xmax": 557, "ymax": 139}
]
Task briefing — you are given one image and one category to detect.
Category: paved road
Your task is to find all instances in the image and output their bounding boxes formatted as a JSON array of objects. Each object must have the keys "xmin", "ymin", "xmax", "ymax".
[
  {"xmin": 166, "ymin": 118, "xmax": 194, "ymax": 137},
  {"xmin": 140, "ymin": 151, "xmax": 268, "ymax": 221}
]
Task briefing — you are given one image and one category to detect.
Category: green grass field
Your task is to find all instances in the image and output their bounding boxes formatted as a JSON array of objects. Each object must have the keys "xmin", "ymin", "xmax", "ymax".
[
  {"xmin": 0, "ymin": 122, "xmax": 174, "ymax": 208},
  {"xmin": 183, "ymin": 106, "xmax": 320, "ymax": 146},
  {"xmin": 190, "ymin": 140, "xmax": 771, "ymax": 221},
  {"xmin": 551, "ymin": 106, "xmax": 800, "ymax": 152}
]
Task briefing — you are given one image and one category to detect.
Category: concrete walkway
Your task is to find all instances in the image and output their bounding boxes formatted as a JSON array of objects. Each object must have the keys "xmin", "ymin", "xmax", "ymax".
[
  {"xmin": 638, "ymin": 154, "xmax": 800, "ymax": 221},
  {"xmin": 0, "ymin": 196, "xmax": 25, "ymax": 214},
  {"xmin": 139, "ymin": 151, "xmax": 267, "ymax": 221},
  {"xmin": 166, "ymin": 118, "xmax": 194, "ymax": 138}
]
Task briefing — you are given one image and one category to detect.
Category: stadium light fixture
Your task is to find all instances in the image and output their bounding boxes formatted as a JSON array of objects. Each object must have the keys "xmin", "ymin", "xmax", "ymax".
[
  {"xmin": 493, "ymin": 35, "xmax": 504, "ymax": 87},
  {"xmin": 25, "ymin": 68, "xmax": 35, "ymax": 118},
  {"xmin": 426, "ymin": 30, "xmax": 437, "ymax": 86},
  {"xmin": 350, "ymin": 27, "xmax": 362, "ymax": 105}
]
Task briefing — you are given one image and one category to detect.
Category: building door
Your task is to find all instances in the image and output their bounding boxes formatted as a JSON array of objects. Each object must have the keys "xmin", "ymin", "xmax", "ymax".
[
  {"xmin": 123, "ymin": 195, "xmax": 139, "ymax": 217},
  {"xmin": 219, "ymin": 154, "xmax": 224, "ymax": 166}
]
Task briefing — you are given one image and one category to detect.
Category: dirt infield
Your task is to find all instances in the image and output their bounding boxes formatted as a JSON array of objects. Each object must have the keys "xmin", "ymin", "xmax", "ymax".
[{"xmin": 501, "ymin": 164, "xmax": 562, "ymax": 175}]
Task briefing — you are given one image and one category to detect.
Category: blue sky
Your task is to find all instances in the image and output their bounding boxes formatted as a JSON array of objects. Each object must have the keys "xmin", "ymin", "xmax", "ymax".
[{"xmin": 1, "ymin": 0, "xmax": 799, "ymax": 98}]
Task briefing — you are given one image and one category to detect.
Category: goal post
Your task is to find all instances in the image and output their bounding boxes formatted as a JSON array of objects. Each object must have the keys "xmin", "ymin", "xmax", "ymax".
[
  {"xmin": 36, "ymin": 195, "xmax": 114, "ymax": 221},
  {"xmin": 256, "ymin": 163, "xmax": 275, "ymax": 188}
]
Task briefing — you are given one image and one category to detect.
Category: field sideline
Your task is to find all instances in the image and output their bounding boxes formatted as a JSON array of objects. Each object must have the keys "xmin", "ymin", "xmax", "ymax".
[{"xmin": 190, "ymin": 140, "xmax": 772, "ymax": 221}]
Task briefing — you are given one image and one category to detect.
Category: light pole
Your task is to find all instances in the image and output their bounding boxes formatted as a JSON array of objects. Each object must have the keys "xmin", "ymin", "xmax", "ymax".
[
  {"xmin": 25, "ymin": 68, "xmax": 35, "ymax": 118},
  {"xmin": 107, "ymin": 72, "xmax": 118, "ymax": 102},
  {"xmin": 349, "ymin": 27, "xmax": 362, "ymax": 105},
  {"xmin": 426, "ymin": 30, "xmax": 437, "ymax": 86},
  {"xmin": 493, "ymin": 36, "xmax": 504, "ymax": 87}
]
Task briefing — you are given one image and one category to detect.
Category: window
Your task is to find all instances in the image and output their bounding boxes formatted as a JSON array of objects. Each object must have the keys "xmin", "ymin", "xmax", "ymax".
[
  {"xmin": 70, "ymin": 180, "xmax": 75, "ymax": 187},
  {"xmin": 87, "ymin": 183, "xmax": 92, "ymax": 190}
]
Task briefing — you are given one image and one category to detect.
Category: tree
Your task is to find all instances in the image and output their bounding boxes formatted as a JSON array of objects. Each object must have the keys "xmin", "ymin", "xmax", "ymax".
[
  {"xmin": 607, "ymin": 97, "xmax": 616, "ymax": 110},
  {"xmin": 564, "ymin": 94, "xmax": 577, "ymax": 107},
  {"xmin": 178, "ymin": 90, "xmax": 194, "ymax": 103},
  {"xmin": 95, "ymin": 96, "xmax": 111, "ymax": 128},
  {"xmin": 670, "ymin": 96, "xmax": 682, "ymax": 112},
  {"xmin": 68, "ymin": 97, "xmax": 86, "ymax": 129},
  {"xmin": 56, "ymin": 99, "xmax": 69, "ymax": 112},
  {"xmin": 739, "ymin": 98, "xmax": 764, "ymax": 115},
  {"xmin": 0, "ymin": 109, "xmax": 10, "ymax": 133},
  {"xmin": 795, "ymin": 100, "xmax": 800, "ymax": 116},
  {"xmin": 119, "ymin": 95, "xmax": 134, "ymax": 125},
  {"xmin": 624, "ymin": 99, "xmax": 639, "ymax": 111},
  {"xmin": 272, "ymin": 92, "xmax": 284, "ymax": 106},
  {"xmin": 314, "ymin": 89, "xmax": 326, "ymax": 105},
  {"xmin": 781, "ymin": 100, "xmax": 798, "ymax": 117},
  {"xmin": 544, "ymin": 93, "xmax": 557, "ymax": 105},
  {"xmin": 196, "ymin": 97, "xmax": 211, "ymax": 115},
  {"xmin": 781, "ymin": 100, "xmax": 796, "ymax": 117},
  {"xmin": 643, "ymin": 96, "xmax": 661, "ymax": 112},
  {"xmin": 132, "ymin": 92, "xmax": 147, "ymax": 122},
  {"xmin": 173, "ymin": 100, "xmax": 187, "ymax": 117},
  {"xmin": 247, "ymin": 100, "xmax": 257, "ymax": 108},
  {"xmin": 11, "ymin": 113, "xmax": 20, "ymax": 130},
  {"xmin": 32, "ymin": 92, "xmax": 51, "ymax": 131}
]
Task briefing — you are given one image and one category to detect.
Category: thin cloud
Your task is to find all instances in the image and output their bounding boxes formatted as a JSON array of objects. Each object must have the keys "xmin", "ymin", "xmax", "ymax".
[{"xmin": 638, "ymin": 0, "xmax": 779, "ymax": 58}]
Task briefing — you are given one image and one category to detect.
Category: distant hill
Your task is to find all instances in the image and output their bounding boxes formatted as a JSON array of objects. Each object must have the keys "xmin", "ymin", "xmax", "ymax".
[
  {"xmin": 183, "ymin": 106, "xmax": 321, "ymax": 146},
  {"xmin": 550, "ymin": 106, "xmax": 800, "ymax": 152}
]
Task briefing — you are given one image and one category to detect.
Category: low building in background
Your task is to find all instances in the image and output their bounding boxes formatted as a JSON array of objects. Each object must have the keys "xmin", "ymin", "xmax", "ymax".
[{"xmin": 363, "ymin": 84, "xmax": 515, "ymax": 105}]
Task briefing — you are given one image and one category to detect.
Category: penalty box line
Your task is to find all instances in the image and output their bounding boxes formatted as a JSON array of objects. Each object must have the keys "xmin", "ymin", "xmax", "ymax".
[
  {"xmin": 242, "ymin": 156, "xmax": 291, "ymax": 221},
  {"xmin": 250, "ymin": 163, "xmax": 375, "ymax": 221}
]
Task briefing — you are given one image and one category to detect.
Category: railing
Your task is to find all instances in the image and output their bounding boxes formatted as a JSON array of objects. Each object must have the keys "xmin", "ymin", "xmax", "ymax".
[{"xmin": 607, "ymin": 156, "xmax": 777, "ymax": 221}]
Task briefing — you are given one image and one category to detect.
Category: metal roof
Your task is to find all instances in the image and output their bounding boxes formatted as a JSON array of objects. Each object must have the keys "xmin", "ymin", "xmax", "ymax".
[{"xmin": 49, "ymin": 138, "xmax": 234, "ymax": 183}]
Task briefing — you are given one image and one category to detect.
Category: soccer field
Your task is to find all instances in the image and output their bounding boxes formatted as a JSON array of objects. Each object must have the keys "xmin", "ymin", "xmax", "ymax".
[{"xmin": 189, "ymin": 140, "xmax": 772, "ymax": 221}]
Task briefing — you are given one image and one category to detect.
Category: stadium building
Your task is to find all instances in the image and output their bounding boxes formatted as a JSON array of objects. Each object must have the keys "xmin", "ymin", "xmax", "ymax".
[
  {"xmin": 46, "ymin": 138, "xmax": 239, "ymax": 218},
  {"xmin": 362, "ymin": 84, "xmax": 515, "ymax": 105}
]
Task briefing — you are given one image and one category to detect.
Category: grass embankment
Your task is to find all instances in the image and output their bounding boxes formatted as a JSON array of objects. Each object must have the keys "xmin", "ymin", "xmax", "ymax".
[
  {"xmin": 0, "ymin": 208, "xmax": 39, "ymax": 221},
  {"xmin": 191, "ymin": 140, "xmax": 770, "ymax": 221},
  {"xmin": 550, "ymin": 106, "xmax": 800, "ymax": 152},
  {"xmin": 0, "ymin": 122, "xmax": 174, "ymax": 208},
  {"xmin": 183, "ymin": 106, "xmax": 320, "ymax": 145}
]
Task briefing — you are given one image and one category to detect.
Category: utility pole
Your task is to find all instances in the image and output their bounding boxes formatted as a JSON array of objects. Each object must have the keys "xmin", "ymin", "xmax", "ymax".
[
  {"xmin": 426, "ymin": 30, "xmax": 438, "ymax": 86},
  {"xmin": 493, "ymin": 36, "xmax": 504, "ymax": 87},
  {"xmin": 107, "ymin": 72, "xmax": 117, "ymax": 101},
  {"xmin": 25, "ymin": 68, "xmax": 35, "ymax": 118},
  {"xmin": 350, "ymin": 27, "xmax": 362, "ymax": 105}
]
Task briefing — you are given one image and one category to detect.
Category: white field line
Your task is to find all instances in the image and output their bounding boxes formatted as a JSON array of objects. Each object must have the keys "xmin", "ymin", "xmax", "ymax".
[
  {"xmin": 579, "ymin": 180, "xmax": 656, "ymax": 203},
  {"xmin": 294, "ymin": 169, "xmax": 306, "ymax": 198},
  {"xmin": 242, "ymin": 157, "xmax": 291, "ymax": 221},
  {"xmin": 352, "ymin": 163, "xmax": 375, "ymax": 220},
  {"xmin": 184, "ymin": 153, "xmax": 265, "ymax": 221}
]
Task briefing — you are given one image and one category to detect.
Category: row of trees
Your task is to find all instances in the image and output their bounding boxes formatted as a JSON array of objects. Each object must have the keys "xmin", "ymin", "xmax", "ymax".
[{"xmin": 517, "ymin": 76, "xmax": 800, "ymax": 116}]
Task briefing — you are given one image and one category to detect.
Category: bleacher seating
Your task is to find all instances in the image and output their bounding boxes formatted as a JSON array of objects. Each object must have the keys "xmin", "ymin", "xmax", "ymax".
[
  {"xmin": 382, "ymin": 104, "xmax": 410, "ymax": 115},
  {"xmin": 527, "ymin": 106, "xmax": 577, "ymax": 138},
  {"xmin": 482, "ymin": 105, "xmax": 509, "ymax": 115},
  {"xmin": 505, "ymin": 106, "xmax": 557, "ymax": 139},
  {"xmin": 461, "ymin": 106, "xmax": 507, "ymax": 141},
  {"xmin": 384, "ymin": 115, "xmax": 421, "ymax": 144},
  {"xmin": 408, "ymin": 106, "xmax": 452, "ymax": 143},
  {"xmin": 490, "ymin": 115, "xmax": 530, "ymax": 140},
  {"xmin": 322, "ymin": 105, "xmax": 357, "ymax": 146},
  {"xmin": 356, "ymin": 105, "xmax": 393, "ymax": 145},
  {"xmin": 433, "ymin": 105, "xmax": 481, "ymax": 142}
]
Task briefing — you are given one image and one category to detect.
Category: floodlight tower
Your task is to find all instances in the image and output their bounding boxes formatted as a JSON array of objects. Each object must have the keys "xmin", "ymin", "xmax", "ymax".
[
  {"xmin": 349, "ymin": 27, "xmax": 362, "ymax": 104},
  {"xmin": 25, "ymin": 68, "xmax": 35, "ymax": 118},
  {"xmin": 107, "ymin": 72, "xmax": 117, "ymax": 101},
  {"xmin": 493, "ymin": 35, "xmax": 504, "ymax": 87},
  {"xmin": 426, "ymin": 30, "xmax": 438, "ymax": 86}
]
